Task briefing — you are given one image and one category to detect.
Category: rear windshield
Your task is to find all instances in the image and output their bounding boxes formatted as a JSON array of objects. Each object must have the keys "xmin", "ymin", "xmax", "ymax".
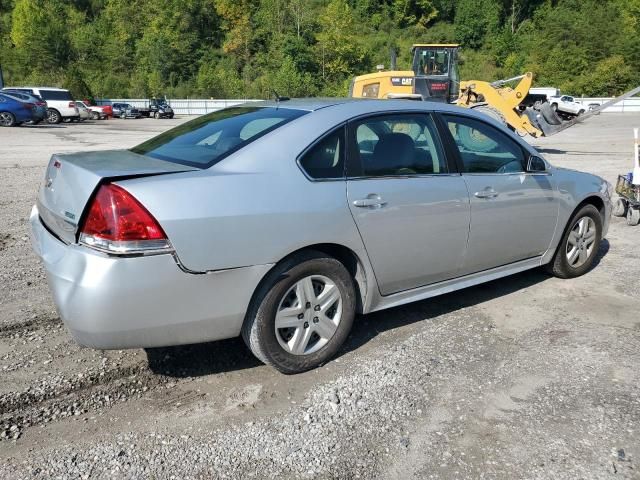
[
  {"xmin": 39, "ymin": 89, "xmax": 73, "ymax": 101},
  {"xmin": 131, "ymin": 106, "xmax": 307, "ymax": 168}
]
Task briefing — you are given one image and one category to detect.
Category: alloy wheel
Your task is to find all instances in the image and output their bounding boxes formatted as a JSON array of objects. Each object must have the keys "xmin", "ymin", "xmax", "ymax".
[
  {"xmin": 565, "ymin": 216, "xmax": 597, "ymax": 268},
  {"xmin": 0, "ymin": 112, "xmax": 15, "ymax": 126},
  {"xmin": 275, "ymin": 275, "xmax": 342, "ymax": 356}
]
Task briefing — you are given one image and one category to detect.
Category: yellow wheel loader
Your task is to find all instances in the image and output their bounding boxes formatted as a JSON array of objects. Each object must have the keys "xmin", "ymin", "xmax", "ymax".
[{"xmin": 349, "ymin": 44, "xmax": 573, "ymax": 138}]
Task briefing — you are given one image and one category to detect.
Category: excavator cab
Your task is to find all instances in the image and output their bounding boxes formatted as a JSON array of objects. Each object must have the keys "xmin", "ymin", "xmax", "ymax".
[{"xmin": 410, "ymin": 44, "xmax": 460, "ymax": 103}]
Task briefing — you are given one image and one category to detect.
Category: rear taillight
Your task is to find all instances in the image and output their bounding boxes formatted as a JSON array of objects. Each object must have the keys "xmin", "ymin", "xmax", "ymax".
[
  {"xmin": 22, "ymin": 103, "xmax": 35, "ymax": 110},
  {"xmin": 68, "ymin": 102, "xmax": 75, "ymax": 108},
  {"xmin": 79, "ymin": 184, "xmax": 172, "ymax": 254}
]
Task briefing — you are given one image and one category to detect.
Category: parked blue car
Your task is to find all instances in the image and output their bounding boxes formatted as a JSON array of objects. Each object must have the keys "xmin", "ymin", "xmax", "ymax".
[
  {"xmin": 0, "ymin": 92, "xmax": 37, "ymax": 126},
  {"xmin": 1, "ymin": 90, "xmax": 48, "ymax": 124}
]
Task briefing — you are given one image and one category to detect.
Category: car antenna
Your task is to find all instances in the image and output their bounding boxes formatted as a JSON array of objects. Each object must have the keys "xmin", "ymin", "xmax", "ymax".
[{"xmin": 273, "ymin": 90, "xmax": 290, "ymax": 105}]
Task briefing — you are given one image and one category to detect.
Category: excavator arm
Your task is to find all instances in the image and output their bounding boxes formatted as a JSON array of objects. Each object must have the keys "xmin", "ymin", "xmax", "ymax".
[{"xmin": 457, "ymin": 72, "xmax": 544, "ymax": 137}]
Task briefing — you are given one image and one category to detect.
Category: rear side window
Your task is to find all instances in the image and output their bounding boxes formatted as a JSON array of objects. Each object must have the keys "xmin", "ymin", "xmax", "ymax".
[
  {"xmin": 443, "ymin": 114, "xmax": 525, "ymax": 173},
  {"xmin": 299, "ymin": 127, "xmax": 345, "ymax": 180},
  {"xmin": 39, "ymin": 90, "xmax": 73, "ymax": 101},
  {"xmin": 131, "ymin": 106, "xmax": 307, "ymax": 168}
]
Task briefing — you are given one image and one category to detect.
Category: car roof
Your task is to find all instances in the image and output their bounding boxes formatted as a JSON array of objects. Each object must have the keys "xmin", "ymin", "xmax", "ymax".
[{"xmin": 245, "ymin": 97, "xmax": 476, "ymax": 116}]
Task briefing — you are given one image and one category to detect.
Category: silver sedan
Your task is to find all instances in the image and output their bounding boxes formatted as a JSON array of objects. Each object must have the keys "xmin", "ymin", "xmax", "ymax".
[{"xmin": 30, "ymin": 99, "xmax": 612, "ymax": 373}]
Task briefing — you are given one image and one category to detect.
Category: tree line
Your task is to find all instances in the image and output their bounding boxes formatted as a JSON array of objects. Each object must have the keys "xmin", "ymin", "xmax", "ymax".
[{"xmin": 0, "ymin": 0, "xmax": 638, "ymax": 100}]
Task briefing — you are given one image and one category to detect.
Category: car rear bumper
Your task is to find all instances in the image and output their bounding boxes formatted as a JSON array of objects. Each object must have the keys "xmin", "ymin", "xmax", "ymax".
[{"xmin": 30, "ymin": 205, "xmax": 273, "ymax": 349}]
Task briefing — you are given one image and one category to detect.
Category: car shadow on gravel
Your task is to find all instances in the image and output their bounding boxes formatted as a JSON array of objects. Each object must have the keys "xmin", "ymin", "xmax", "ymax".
[
  {"xmin": 535, "ymin": 147, "xmax": 614, "ymax": 156},
  {"xmin": 145, "ymin": 337, "xmax": 261, "ymax": 377},
  {"xmin": 338, "ymin": 239, "xmax": 610, "ymax": 360},
  {"xmin": 145, "ymin": 240, "xmax": 609, "ymax": 377}
]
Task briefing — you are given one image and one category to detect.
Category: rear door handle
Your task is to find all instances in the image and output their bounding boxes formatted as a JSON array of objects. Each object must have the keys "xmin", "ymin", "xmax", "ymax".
[
  {"xmin": 474, "ymin": 188, "xmax": 499, "ymax": 199},
  {"xmin": 353, "ymin": 195, "xmax": 387, "ymax": 208}
]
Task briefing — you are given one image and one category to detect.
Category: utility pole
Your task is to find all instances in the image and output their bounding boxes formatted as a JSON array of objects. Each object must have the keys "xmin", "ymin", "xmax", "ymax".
[{"xmin": 0, "ymin": 64, "xmax": 4, "ymax": 89}]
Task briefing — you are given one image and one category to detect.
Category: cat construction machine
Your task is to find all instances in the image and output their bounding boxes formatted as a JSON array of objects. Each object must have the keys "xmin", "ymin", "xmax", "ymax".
[{"xmin": 349, "ymin": 43, "xmax": 640, "ymax": 138}]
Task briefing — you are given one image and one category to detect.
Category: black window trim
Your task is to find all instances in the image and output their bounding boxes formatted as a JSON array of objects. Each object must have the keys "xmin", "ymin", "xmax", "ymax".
[
  {"xmin": 433, "ymin": 111, "xmax": 549, "ymax": 176},
  {"xmin": 345, "ymin": 110, "xmax": 459, "ymax": 180},
  {"xmin": 295, "ymin": 123, "xmax": 348, "ymax": 182}
]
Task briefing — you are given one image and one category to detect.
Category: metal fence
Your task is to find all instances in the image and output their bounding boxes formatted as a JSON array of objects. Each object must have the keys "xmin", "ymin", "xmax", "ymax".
[
  {"xmin": 97, "ymin": 96, "xmax": 640, "ymax": 115},
  {"xmin": 577, "ymin": 97, "xmax": 640, "ymax": 113},
  {"xmin": 95, "ymin": 98, "xmax": 261, "ymax": 115}
]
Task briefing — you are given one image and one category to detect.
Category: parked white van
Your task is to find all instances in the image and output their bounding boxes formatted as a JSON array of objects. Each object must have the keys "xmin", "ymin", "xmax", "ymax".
[
  {"xmin": 529, "ymin": 87, "xmax": 561, "ymax": 99},
  {"xmin": 5, "ymin": 87, "xmax": 79, "ymax": 124}
]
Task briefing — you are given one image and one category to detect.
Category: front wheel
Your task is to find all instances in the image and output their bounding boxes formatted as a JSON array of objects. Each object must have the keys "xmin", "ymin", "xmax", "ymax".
[
  {"xmin": 242, "ymin": 251, "xmax": 356, "ymax": 374},
  {"xmin": 90, "ymin": 111, "xmax": 100, "ymax": 120},
  {"xmin": 546, "ymin": 204, "xmax": 602, "ymax": 279},
  {"xmin": 613, "ymin": 198, "xmax": 628, "ymax": 217}
]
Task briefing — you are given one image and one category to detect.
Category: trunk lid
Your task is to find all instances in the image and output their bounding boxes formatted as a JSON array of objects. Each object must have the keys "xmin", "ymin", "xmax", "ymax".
[{"xmin": 37, "ymin": 149, "xmax": 197, "ymax": 244}]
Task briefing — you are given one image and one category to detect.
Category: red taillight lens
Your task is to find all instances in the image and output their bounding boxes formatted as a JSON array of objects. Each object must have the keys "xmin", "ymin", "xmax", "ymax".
[
  {"xmin": 69, "ymin": 102, "xmax": 76, "ymax": 108},
  {"xmin": 79, "ymin": 184, "xmax": 171, "ymax": 254}
]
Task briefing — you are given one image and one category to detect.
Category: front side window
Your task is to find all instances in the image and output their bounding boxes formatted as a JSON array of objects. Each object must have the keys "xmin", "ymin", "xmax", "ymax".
[
  {"xmin": 443, "ymin": 114, "xmax": 525, "ymax": 174},
  {"xmin": 349, "ymin": 114, "xmax": 447, "ymax": 177},
  {"xmin": 299, "ymin": 127, "xmax": 345, "ymax": 180},
  {"xmin": 132, "ymin": 107, "xmax": 307, "ymax": 168}
]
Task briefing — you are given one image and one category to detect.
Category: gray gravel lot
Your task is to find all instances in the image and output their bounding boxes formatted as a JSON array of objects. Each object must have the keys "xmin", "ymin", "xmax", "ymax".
[{"xmin": 0, "ymin": 114, "xmax": 639, "ymax": 479}]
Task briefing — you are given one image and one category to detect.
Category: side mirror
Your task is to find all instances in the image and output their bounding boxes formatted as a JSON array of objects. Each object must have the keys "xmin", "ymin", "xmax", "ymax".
[{"xmin": 527, "ymin": 155, "xmax": 547, "ymax": 173}]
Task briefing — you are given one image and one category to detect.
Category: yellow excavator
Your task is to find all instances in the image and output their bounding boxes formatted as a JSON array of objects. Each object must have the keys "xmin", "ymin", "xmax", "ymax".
[{"xmin": 349, "ymin": 43, "xmax": 639, "ymax": 138}]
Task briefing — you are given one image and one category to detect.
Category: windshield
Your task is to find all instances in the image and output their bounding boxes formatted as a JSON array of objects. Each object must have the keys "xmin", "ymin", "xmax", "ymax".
[
  {"xmin": 413, "ymin": 48, "xmax": 450, "ymax": 76},
  {"xmin": 131, "ymin": 106, "xmax": 307, "ymax": 168}
]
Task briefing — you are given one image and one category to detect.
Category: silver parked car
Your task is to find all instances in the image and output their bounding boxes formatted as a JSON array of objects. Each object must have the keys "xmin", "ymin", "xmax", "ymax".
[{"xmin": 30, "ymin": 99, "xmax": 612, "ymax": 373}]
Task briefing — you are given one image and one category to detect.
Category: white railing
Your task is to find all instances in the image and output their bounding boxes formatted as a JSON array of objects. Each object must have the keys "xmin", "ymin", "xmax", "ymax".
[
  {"xmin": 96, "ymin": 96, "xmax": 640, "ymax": 115},
  {"xmin": 96, "ymin": 98, "xmax": 261, "ymax": 115},
  {"xmin": 576, "ymin": 97, "xmax": 640, "ymax": 113}
]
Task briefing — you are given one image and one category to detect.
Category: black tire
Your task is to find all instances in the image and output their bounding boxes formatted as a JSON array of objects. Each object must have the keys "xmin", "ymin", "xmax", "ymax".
[
  {"xmin": 540, "ymin": 102, "xmax": 563, "ymax": 126},
  {"xmin": 546, "ymin": 204, "xmax": 602, "ymax": 279},
  {"xmin": 577, "ymin": 109, "xmax": 585, "ymax": 116},
  {"xmin": 47, "ymin": 109, "xmax": 61, "ymax": 124},
  {"xmin": 551, "ymin": 103, "xmax": 558, "ymax": 111},
  {"xmin": 613, "ymin": 198, "xmax": 628, "ymax": 217},
  {"xmin": 90, "ymin": 111, "xmax": 100, "ymax": 120},
  {"xmin": 242, "ymin": 251, "xmax": 356, "ymax": 374},
  {"xmin": 0, "ymin": 111, "xmax": 16, "ymax": 127},
  {"xmin": 627, "ymin": 207, "xmax": 640, "ymax": 226},
  {"xmin": 169, "ymin": 113, "xmax": 174, "ymax": 119},
  {"xmin": 154, "ymin": 111, "xmax": 160, "ymax": 119}
]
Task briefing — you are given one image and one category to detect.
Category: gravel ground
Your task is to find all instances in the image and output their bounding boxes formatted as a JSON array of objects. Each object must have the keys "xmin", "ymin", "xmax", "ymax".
[{"xmin": 0, "ymin": 114, "xmax": 639, "ymax": 479}]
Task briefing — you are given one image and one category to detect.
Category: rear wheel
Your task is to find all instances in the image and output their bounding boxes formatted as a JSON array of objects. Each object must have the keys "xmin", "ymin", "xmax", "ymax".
[
  {"xmin": 90, "ymin": 111, "xmax": 100, "ymax": 120},
  {"xmin": 47, "ymin": 109, "xmax": 61, "ymax": 124},
  {"xmin": 242, "ymin": 251, "xmax": 356, "ymax": 374},
  {"xmin": 154, "ymin": 111, "xmax": 160, "ymax": 119},
  {"xmin": 627, "ymin": 207, "xmax": 640, "ymax": 226},
  {"xmin": 546, "ymin": 204, "xmax": 602, "ymax": 278},
  {"xmin": 0, "ymin": 112, "xmax": 16, "ymax": 127}
]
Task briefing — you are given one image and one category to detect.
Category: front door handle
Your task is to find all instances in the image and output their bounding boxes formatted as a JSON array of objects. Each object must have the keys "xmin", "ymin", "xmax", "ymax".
[
  {"xmin": 353, "ymin": 195, "xmax": 387, "ymax": 208},
  {"xmin": 474, "ymin": 188, "xmax": 499, "ymax": 199}
]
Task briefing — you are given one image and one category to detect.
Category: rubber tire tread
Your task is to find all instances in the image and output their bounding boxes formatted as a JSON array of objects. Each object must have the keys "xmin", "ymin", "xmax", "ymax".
[
  {"xmin": 545, "ymin": 204, "xmax": 602, "ymax": 279},
  {"xmin": 241, "ymin": 250, "xmax": 356, "ymax": 374}
]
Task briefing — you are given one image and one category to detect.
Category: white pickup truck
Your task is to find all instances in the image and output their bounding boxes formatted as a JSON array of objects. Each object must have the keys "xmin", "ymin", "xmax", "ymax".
[{"xmin": 549, "ymin": 95, "xmax": 586, "ymax": 116}]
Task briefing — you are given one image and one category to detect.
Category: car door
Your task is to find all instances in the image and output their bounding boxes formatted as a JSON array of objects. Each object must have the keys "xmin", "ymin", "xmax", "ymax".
[
  {"xmin": 346, "ymin": 112, "xmax": 471, "ymax": 296},
  {"xmin": 438, "ymin": 113, "xmax": 559, "ymax": 275}
]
